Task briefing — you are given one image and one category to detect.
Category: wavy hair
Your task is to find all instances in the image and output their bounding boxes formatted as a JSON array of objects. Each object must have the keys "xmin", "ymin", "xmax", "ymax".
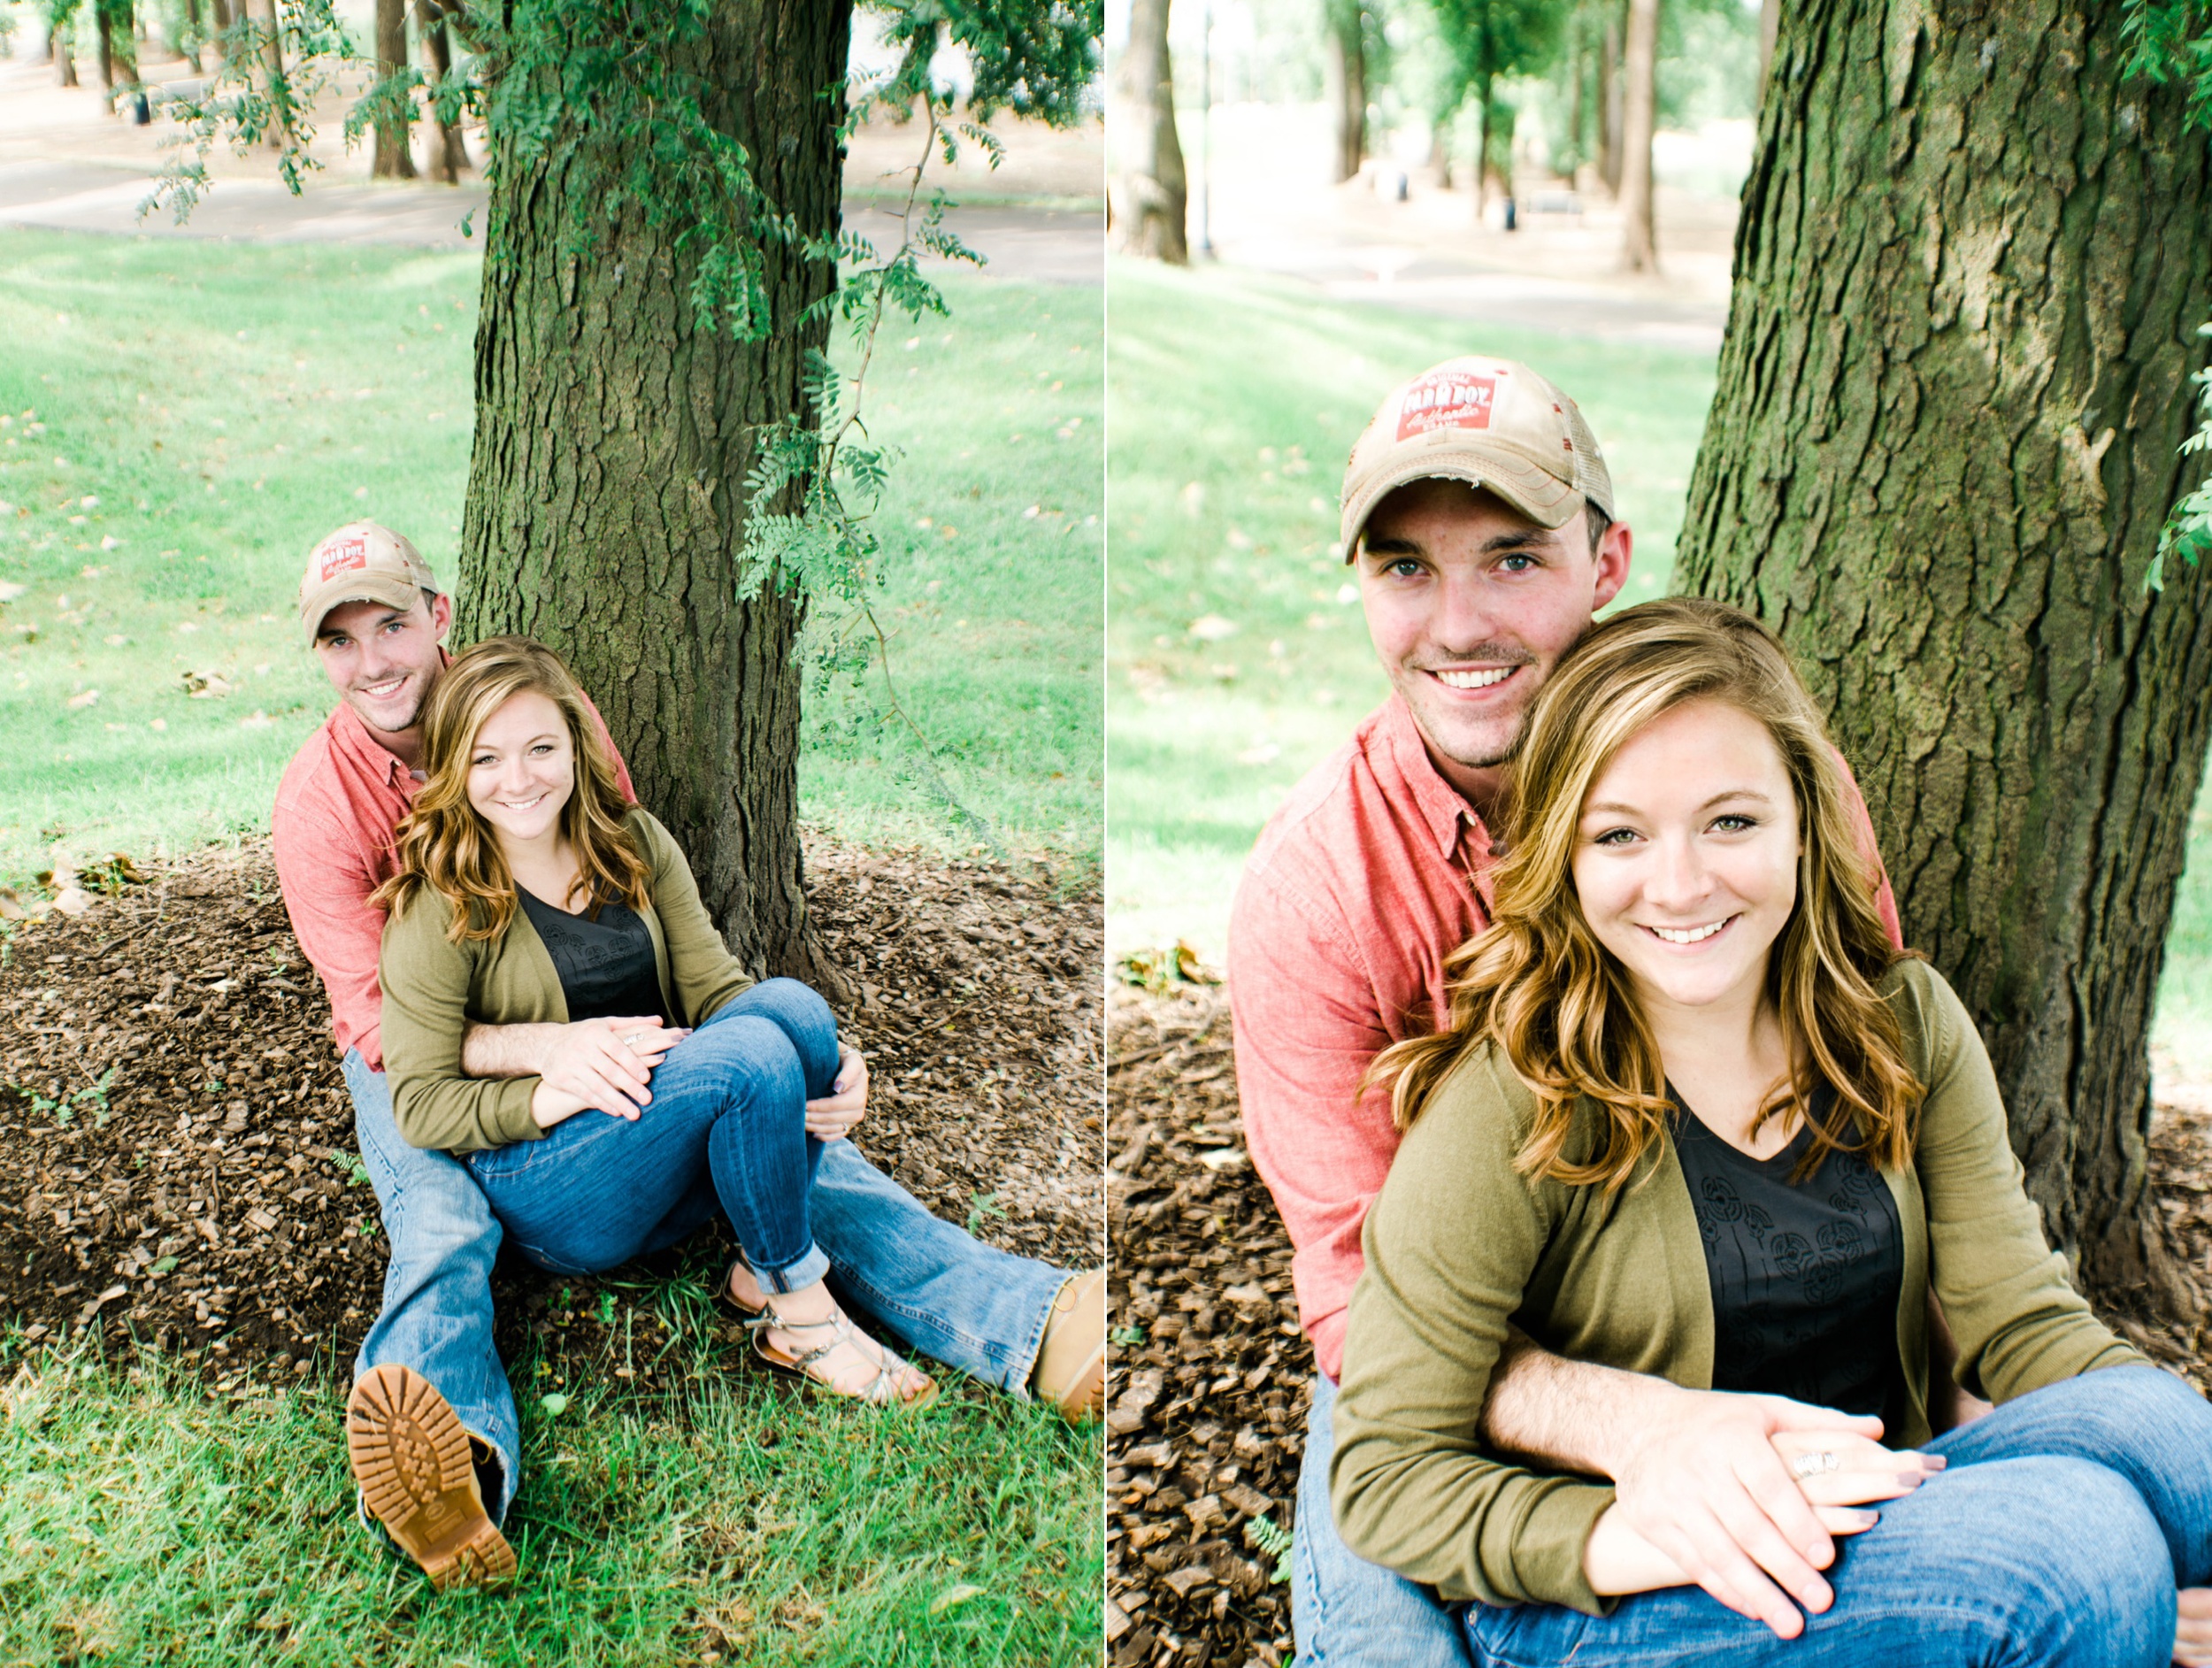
[
  {"xmin": 370, "ymin": 636, "xmax": 651, "ymax": 943},
  {"xmin": 1375, "ymin": 597, "xmax": 1922, "ymax": 1194}
]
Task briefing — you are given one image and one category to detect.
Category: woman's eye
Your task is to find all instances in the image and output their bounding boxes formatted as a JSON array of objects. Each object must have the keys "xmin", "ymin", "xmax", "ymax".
[
  {"xmin": 1593, "ymin": 827, "xmax": 1639, "ymax": 847},
  {"xmin": 472, "ymin": 754, "xmax": 495, "ymax": 768},
  {"xmin": 1711, "ymin": 814, "xmax": 1756, "ymax": 833}
]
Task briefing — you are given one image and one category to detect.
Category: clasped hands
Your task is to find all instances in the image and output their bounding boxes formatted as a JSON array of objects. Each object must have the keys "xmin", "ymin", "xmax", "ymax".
[
  {"xmin": 524, "ymin": 1013, "xmax": 869, "ymax": 1140},
  {"xmin": 1585, "ymin": 1385, "xmax": 2212, "ymax": 1664}
]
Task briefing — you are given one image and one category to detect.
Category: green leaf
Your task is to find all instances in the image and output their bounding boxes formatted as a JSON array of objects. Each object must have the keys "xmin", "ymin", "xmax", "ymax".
[
  {"xmin": 539, "ymin": 1393, "xmax": 571, "ymax": 1417},
  {"xmin": 150, "ymin": 1256, "xmax": 178, "ymax": 1275}
]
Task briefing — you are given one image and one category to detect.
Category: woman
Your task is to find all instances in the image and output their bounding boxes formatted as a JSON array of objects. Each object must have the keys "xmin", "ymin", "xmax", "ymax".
[
  {"xmin": 1330, "ymin": 597, "xmax": 2212, "ymax": 1664},
  {"xmin": 373, "ymin": 636, "xmax": 933, "ymax": 1407}
]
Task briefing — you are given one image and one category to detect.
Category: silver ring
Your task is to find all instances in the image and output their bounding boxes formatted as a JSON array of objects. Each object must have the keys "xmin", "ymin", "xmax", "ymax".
[
  {"xmin": 623, "ymin": 1032, "xmax": 644, "ymax": 1047},
  {"xmin": 1790, "ymin": 1449, "xmax": 1840, "ymax": 1480}
]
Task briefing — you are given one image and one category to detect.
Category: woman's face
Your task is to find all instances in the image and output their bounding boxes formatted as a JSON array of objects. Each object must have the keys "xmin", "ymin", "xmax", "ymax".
[
  {"xmin": 1570, "ymin": 697, "xmax": 1801, "ymax": 1018},
  {"xmin": 465, "ymin": 689, "xmax": 576, "ymax": 849}
]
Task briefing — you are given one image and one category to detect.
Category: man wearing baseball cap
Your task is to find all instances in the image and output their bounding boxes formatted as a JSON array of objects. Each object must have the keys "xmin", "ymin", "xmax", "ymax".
[
  {"xmin": 273, "ymin": 522, "xmax": 1107, "ymax": 1589},
  {"xmin": 1226, "ymin": 360, "xmax": 1928, "ymax": 1661}
]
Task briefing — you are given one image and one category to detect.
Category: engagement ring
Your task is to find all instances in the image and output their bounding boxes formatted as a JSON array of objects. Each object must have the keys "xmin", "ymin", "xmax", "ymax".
[
  {"xmin": 623, "ymin": 1032, "xmax": 644, "ymax": 1046},
  {"xmin": 1791, "ymin": 1449, "xmax": 1841, "ymax": 1480}
]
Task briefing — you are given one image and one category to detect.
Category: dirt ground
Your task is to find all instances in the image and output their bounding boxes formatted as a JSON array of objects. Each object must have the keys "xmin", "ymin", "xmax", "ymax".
[
  {"xmin": 1104, "ymin": 984, "xmax": 2212, "ymax": 1668},
  {"xmin": 0, "ymin": 837, "xmax": 1103, "ymax": 1403}
]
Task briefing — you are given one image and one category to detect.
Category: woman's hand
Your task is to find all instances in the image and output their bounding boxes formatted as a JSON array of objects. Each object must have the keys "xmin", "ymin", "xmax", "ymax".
[
  {"xmin": 804, "ymin": 1044, "xmax": 869, "ymax": 1141},
  {"xmin": 2177, "ymin": 1587, "xmax": 2212, "ymax": 1666},
  {"xmin": 1585, "ymin": 1498, "xmax": 1880, "ymax": 1619},
  {"xmin": 528, "ymin": 1020, "xmax": 687, "ymax": 1130},
  {"xmin": 1768, "ymin": 1427, "xmax": 1944, "ymax": 1512}
]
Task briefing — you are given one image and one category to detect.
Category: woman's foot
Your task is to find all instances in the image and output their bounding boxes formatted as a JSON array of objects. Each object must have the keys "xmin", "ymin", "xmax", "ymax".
[{"xmin": 733, "ymin": 1269, "xmax": 935, "ymax": 1407}]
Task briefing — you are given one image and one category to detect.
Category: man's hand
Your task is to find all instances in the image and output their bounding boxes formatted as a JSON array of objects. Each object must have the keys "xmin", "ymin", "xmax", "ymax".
[
  {"xmin": 2177, "ymin": 1587, "xmax": 2212, "ymax": 1666},
  {"xmin": 468, "ymin": 1016, "xmax": 687, "ymax": 1118},
  {"xmin": 1606, "ymin": 1383, "xmax": 1935, "ymax": 1639},
  {"xmin": 803, "ymin": 1044, "xmax": 868, "ymax": 1141}
]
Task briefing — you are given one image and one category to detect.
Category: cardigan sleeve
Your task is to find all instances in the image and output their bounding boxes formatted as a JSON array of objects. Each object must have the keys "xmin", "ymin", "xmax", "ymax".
[
  {"xmin": 631, "ymin": 811, "xmax": 756, "ymax": 1027},
  {"xmin": 1331, "ymin": 1047, "xmax": 1617, "ymax": 1616},
  {"xmin": 379, "ymin": 889, "xmax": 547, "ymax": 1153},
  {"xmin": 1897, "ymin": 960, "xmax": 2142, "ymax": 1401}
]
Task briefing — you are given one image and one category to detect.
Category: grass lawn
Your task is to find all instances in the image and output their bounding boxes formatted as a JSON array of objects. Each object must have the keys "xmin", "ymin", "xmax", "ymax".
[
  {"xmin": 0, "ymin": 1299, "xmax": 1098, "ymax": 1667},
  {"xmin": 0, "ymin": 231, "xmax": 1102, "ymax": 891},
  {"xmin": 0, "ymin": 231, "xmax": 1102, "ymax": 1663},
  {"xmin": 1103, "ymin": 256, "xmax": 2212, "ymax": 1073}
]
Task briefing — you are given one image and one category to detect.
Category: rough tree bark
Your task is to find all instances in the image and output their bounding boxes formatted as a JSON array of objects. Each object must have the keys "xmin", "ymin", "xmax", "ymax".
[
  {"xmin": 456, "ymin": 0, "xmax": 850, "ymax": 986},
  {"xmin": 372, "ymin": 0, "xmax": 418, "ymax": 178},
  {"xmin": 1107, "ymin": 0, "xmax": 1187, "ymax": 262},
  {"xmin": 1323, "ymin": 0, "xmax": 1365, "ymax": 184},
  {"xmin": 1674, "ymin": 0, "xmax": 2212, "ymax": 1308},
  {"xmin": 1617, "ymin": 0, "xmax": 1656, "ymax": 268}
]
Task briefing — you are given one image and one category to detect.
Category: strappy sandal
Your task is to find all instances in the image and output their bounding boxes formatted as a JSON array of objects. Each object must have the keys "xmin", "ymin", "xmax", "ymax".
[{"xmin": 743, "ymin": 1307, "xmax": 940, "ymax": 1410}]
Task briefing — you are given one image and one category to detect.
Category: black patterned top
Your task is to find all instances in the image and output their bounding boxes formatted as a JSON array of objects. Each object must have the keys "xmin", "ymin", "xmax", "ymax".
[
  {"xmin": 516, "ymin": 887, "xmax": 667, "ymax": 1026},
  {"xmin": 1671, "ymin": 1088, "xmax": 1903, "ymax": 1417}
]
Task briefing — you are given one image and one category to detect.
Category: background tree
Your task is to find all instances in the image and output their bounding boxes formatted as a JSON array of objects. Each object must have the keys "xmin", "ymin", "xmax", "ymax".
[
  {"xmin": 1673, "ymin": 0, "xmax": 2212, "ymax": 1310},
  {"xmin": 47, "ymin": 0, "xmax": 80, "ymax": 85},
  {"xmin": 1426, "ymin": 0, "xmax": 1560, "ymax": 215},
  {"xmin": 1616, "ymin": 0, "xmax": 1655, "ymax": 265},
  {"xmin": 94, "ymin": 0, "xmax": 137, "ymax": 92},
  {"xmin": 416, "ymin": 0, "xmax": 469, "ymax": 182},
  {"xmin": 1109, "ymin": 0, "xmax": 1188, "ymax": 260},
  {"xmin": 1323, "ymin": 0, "xmax": 1366, "ymax": 181},
  {"xmin": 370, "ymin": 0, "xmax": 416, "ymax": 177}
]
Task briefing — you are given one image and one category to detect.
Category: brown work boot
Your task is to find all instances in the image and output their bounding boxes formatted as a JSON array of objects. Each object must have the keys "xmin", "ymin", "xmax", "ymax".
[
  {"xmin": 1029, "ymin": 1266, "xmax": 1106, "ymax": 1422},
  {"xmin": 346, "ymin": 1363, "xmax": 517, "ymax": 1589}
]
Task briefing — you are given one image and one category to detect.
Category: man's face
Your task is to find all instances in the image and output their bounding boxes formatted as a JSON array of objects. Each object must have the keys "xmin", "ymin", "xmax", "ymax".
[
  {"xmin": 313, "ymin": 592, "xmax": 452, "ymax": 735},
  {"xmin": 1356, "ymin": 479, "xmax": 1632, "ymax": 797}
]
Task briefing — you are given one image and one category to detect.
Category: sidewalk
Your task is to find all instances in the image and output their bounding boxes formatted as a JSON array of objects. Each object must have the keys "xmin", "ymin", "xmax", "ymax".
[{"xmin": 0, "ymin": 52, "xmax": 1102, "ymax": 281}]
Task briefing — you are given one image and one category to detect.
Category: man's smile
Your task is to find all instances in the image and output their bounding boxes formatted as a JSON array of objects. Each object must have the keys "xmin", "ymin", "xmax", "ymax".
[{"xmin": 1425, "ymin": 665, "xmax": 1525, "ymax": 694}]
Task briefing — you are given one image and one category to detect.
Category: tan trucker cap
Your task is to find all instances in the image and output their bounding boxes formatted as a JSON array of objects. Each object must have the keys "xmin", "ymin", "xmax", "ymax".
[
  {"xmin": 1339, "ymin": 357, "xmax": 1616, "ymax": 558},
  {"xmin": 296, "ymin": 521, "xmax": 438, "ymax": 646}
]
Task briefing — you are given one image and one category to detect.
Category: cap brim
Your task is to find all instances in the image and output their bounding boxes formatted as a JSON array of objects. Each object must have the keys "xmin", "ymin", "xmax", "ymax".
[
  {"xmin": 1340, "ymin": 448, "xmax": 1581, "ymax": 560},
  {"xmin": 301, "ymin": 575, "xmax": 424, "ymax": 646}
]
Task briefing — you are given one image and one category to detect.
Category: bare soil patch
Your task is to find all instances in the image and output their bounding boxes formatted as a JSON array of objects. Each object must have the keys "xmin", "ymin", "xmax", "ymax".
[
  {"xmin": 1106, "ymin": 983, "xmax": 2212, "ymax": 1668},
  {"xmin": 0, "ymin": 836, "xmax": 1102, "ymax": 1403}
]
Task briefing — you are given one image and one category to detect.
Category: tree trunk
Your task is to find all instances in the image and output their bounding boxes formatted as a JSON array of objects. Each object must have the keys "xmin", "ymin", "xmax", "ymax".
[
  {"xmin": 257, "ymin": 0, "xmax": 287, "ymax": 149},
  {"xmin": 419, "ymin": 0, "xmax": 468, "ymax": 183},
  {"xmin": 1673, "ymin": 0, "xmax": 2212, "ymax": 1312},
  {"xmin": 54, "ymin": 4, "xmax": 79, "ymax": 84},
  {"xmin": 1568, "ymin": 19, "xmax": 1587, "ymax": 181},
  {"xmin": 1322, "ymin": 0, "xmax": 1365, "ymax": 184},
  {"xmin": 94, "ymin": 1, "xmax": 111, "ymax": 85},
  {"xmin": 1473, "ymin": 70, "xmax": 1493, "ymax": 219},
  {"xmin": 372, "ymin": 0, "xmax": 416, "ymax": 178},
  {"xmin": 1617, "ymin": 0, "xmax": 1657, "ymax": 270},
  {"xmin": 1106, "ymin": 0, "xmax": 1187, "ymax": 263},
  {"xmin": 457, "ymin": 0, "xmax": 850, "ymax": 988},
  {"xmin": 209, "ymin": 0, "xmax": 229, "ymax": 59},
  {"xmin": 1598, "ymin": 2, "xmax": 1622, "ymax": 194}
]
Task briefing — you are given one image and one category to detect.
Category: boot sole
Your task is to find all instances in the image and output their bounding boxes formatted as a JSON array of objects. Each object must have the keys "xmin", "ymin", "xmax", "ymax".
[{"xmin": 347, "ymin": 1363, "xmax": 517, "ymax": 1590}]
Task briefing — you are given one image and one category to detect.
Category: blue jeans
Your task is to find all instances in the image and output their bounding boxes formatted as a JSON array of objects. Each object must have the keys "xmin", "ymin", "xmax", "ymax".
[
  {"xmin": 1464, "ymin": 1364, "xmax": 2212, "ymax": 1666},
  {"xmin": 1294, "ymin": 1371, "xmax": 1477, "ymax": 1667},
  {"xmin": 464, "ymin": 978, "xmax": 834, "ymax": 1290},
  {"xmin": 346, "ymin": 1047, "xmax": 523, "ymax": 1525}
]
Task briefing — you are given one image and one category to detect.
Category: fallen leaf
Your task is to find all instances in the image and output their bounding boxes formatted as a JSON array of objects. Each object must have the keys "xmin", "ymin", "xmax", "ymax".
[
  {"xmin": 1187, "ymin": 614, "xmax": 1240, "ymax": 642},
  {"xmin": 65, "ymin": 689, "xmax": 100, "ymax": 711},
  {"xmin": 50, "ymin": 888, "xmax": 94, "ymax": 917},
  {"xmin": 540, "ymin": 1393, "xmax": 571, "ymax": 1416},
  {"xmin": 928, "ymin": 1583, "xmax": 985, "ymax": 1616}
]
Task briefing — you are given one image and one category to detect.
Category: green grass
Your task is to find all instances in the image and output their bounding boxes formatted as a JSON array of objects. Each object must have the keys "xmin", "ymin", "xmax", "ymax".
[
  {"xmin": 0, "ymin": 231, "xmax": 1101, "ymax": 890},
  {"xmin": 1103, "ymin": 256, "xmax": 2212, "ymax": 1070},
  {"xmin": 0, "ymin": 1314, "xmax": 1100, "ymax": 1667},
  {"xmin": 1103, "ymin": 257, "xmax": 1717, "ymax": 959}
]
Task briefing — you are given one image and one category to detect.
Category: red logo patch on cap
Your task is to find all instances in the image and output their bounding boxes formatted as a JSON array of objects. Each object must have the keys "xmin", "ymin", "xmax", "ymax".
[
  {"xmin": 1396, "ymin": 371, "xmax": 1498, "ymax": 441},
  {"xmin": 317, "ymin": 537, "xmax": 369, "ymax": 582}
]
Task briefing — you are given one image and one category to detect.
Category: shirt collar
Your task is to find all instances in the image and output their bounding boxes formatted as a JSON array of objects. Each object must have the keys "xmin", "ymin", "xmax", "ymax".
[{"xmin": 1378, "ymin": 692, "xmax": 1495, "ymax": 866}]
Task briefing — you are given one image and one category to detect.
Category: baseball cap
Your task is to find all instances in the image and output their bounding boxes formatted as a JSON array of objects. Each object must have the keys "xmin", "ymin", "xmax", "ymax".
[
  {"xmin": 297, "ymin": 522, "xmax": 439, "ymax": 647},
  {"xmin": 1339, "ymin": 357, "xmax": 1616, "ymax": 559}
]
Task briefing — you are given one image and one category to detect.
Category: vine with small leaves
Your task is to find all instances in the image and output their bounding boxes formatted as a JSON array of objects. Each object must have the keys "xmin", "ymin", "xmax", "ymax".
[{"xmin": 2125, "ymin": 0, "xmax": 2212, "ymax": 590}]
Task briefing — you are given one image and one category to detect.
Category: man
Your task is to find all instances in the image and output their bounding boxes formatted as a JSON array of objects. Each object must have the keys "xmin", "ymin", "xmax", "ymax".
[
  {"xmin": 1229, "ymin": 358, "xmax": 1929, "ymax": 1661},
  {"xmin": 273, "ymin": 522, "xmax": 1105, "ymax": 1588}
]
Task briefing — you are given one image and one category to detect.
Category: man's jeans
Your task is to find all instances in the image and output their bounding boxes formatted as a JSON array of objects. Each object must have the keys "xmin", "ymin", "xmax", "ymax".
[
  {"xmin": 1465, "ymin": 1364, "xmax": 2212, "ymax": 1666},
  {"xmin": 345, "ymin": 982, "xmax": 1074, "ymax": 1514},
  {"xmin": 1294, "ymin": 1370, "xmax": 1476, "ymax": 1668}
]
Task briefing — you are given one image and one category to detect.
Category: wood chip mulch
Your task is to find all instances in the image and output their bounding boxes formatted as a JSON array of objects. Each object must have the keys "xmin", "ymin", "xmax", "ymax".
[
  {"xmin": 0, "ymin": 835, "xmax": 1102, "ymax": 1406},
  {"xmin": 1106, "ymin": 982, "xmax": 2212, "ymax": 1668}
]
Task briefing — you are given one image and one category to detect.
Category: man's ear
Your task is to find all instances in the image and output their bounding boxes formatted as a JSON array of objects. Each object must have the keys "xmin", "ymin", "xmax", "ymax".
[
  {"xmin": 1591, "ymin": 519, "xmax": 1633, "ymax": 612},
  {"xmin": 428, "ymin": 590, "xmax": 454, "ymax": 644}
]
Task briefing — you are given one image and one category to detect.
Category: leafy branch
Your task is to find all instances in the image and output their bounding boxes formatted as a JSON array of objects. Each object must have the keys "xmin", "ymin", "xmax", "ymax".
[{"xmin": 2125, "ymin": 0, "xmax": 2212, "ymax": 588}]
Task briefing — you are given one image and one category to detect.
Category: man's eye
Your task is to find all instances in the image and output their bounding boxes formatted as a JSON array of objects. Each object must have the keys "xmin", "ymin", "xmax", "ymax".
[
  {"xmin": 1498, "ymin": 554, "xmax": 1537, "ymax": 573},
  {"xmin": 1387, "ymin": 559, "xmax": 1424, "ymax": 579}
]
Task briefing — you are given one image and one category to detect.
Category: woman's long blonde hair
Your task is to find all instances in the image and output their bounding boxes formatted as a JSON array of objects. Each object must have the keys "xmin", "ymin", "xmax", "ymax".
[
  {"xmin": 1376, "ymin": 597, "xmax": 1922, "ymax": 1194},
  {"xmin": 371, "ymin": 636, "xmax": 652, "ymax": 943}
]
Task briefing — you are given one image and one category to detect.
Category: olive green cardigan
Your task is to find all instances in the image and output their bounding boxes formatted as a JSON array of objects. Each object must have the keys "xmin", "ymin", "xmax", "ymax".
[
  {"xmin": 1330, "ymin": 957, "xmax": 2140, "ymax": 1618},
  {"xmin": 380, "ymin": 808, "xmax": 756, "ymax": 1153}
]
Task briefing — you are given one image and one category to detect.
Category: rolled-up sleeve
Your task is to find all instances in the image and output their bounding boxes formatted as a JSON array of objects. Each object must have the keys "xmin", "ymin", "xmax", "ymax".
[{"xmin": 379, "ymin": 894, "xmax": 545, "ymax": 1153}]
